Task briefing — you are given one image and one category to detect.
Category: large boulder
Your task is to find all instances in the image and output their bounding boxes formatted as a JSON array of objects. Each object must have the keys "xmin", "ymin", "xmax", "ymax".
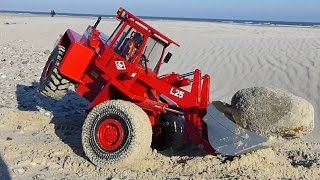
[{"xmin": 230, "ymin": 87, "xmax": 314, "ymax": 137}]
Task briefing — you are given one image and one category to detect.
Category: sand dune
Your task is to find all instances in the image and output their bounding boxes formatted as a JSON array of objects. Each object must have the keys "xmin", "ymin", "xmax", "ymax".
[{"xmin": 0, "ymin": 14, "xmax": 320, "ymax": 179}]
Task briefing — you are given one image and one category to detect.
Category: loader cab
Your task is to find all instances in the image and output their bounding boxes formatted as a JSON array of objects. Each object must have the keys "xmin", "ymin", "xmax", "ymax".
[
  {"xmin": 110, "ymin": 23, "xmax": 167, "ymax": 74},
  {"xmin": 113, "ymin": 25, "xmax": 145, "ymax": 62},
  {"xmin": 107, "ymin": 7, "xmax": 180, "ymax": 74}
]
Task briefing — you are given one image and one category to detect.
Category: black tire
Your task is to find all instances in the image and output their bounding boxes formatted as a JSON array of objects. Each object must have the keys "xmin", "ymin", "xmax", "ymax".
[
  {"xmin": 38, "ymin": 45, "xmax": 70, "ymax": 100},
  {"xmin": 82, "ymin": 100, "xmax": 152, "ymax": 167}
]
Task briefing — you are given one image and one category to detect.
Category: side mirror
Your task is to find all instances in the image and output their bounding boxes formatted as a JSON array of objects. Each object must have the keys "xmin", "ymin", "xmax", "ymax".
[{"xmin": 163, "ymin": 52, "xmax": 172, "ymax": 63}]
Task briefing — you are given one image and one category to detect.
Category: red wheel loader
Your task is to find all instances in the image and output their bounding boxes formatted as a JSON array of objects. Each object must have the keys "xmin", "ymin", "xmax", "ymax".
[{"xmin": 39, "ymin": 7, "xmax": 267, "ymax": 167}]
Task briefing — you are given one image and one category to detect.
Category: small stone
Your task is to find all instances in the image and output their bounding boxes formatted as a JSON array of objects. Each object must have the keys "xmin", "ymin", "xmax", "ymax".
[
  {"xmin": 22, "ymin": 60, "xmax": 29, "ymax": 64},
  {"xmin": 76, "ymin": 169, "xmax": 84, "ymax": 177},
  {"xmin": 44, "ymin": 50, "xmax": 51, "ymax": 55},
  {"xmin": 12, "ymin": 167, "xmax": 26, "ymax": 175},
  {"xmin": 44, "ymin": 112, "xmax": 51, "ymax": 116},
  {"xmin": 60, "ymin": 178, "xmax": 70, "ymax": 180},
  {"xmin": 1, "ymin": 75, "xmax": 7, "ymax": 78},
  {"xmin": 18, "ymin": 72, "xmax": 25, "ymax": 78},
  {"xmin": 33, "ymin": 174, "xmax": 46, "ymax": 180},
  {"xmin": 32, "ymin": 132, "xmax": 39, "ymax": 136},
  {"xmin": 40, "ymin": 166, "xmax": 49, "ymax": 171}
]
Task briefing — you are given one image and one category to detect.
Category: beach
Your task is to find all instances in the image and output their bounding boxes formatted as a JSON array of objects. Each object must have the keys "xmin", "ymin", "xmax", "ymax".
[{"xmin": 0, "ymin": 14, "xmax": 320, "ymax": 179}]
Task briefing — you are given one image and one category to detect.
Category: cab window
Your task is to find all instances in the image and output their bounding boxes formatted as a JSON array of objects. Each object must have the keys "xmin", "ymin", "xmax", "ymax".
[
  {"xmin": 140, "ymin": 37, "xmax": 165, "ymax": 72},
  {"xmin": 114, "ymin": 26, "xmax": 144, "ymax": 62}
]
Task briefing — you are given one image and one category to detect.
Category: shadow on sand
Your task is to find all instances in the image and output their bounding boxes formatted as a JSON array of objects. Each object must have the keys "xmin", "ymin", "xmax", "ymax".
[
  {"xmin": 0, "ymin": 155, "xmax": 11, "ymax": 180},
  {"xmin": 15, "ymin": 82, "xmax": 89, "ymax": 158}
]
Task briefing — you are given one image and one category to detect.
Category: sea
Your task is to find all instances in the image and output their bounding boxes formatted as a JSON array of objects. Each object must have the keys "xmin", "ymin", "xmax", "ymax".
[{"xmin": 1, "ymin": 10, "xmax": 320, "ymax": 28}]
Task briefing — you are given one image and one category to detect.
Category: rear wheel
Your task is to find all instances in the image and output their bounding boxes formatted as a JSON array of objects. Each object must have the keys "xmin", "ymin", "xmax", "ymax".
[
  {"xmin": 38, "ymin": 45, "xmax": 70, "ymax": 100},
  {"xmin": 82, "ymin": 100, "xmax": 152, "ymax": 167}
]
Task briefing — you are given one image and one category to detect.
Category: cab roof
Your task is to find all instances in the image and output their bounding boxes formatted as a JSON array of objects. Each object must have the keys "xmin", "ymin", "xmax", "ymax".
[{"xmin": 116, "ymin": 7, "xmax": 180, "ymax": 47}]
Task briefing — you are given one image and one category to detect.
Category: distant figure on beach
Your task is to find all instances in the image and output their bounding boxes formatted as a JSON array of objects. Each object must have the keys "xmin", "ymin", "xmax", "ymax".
[{"xmin": 50, "ymin": 10, "xmax": 56, "ymax": 17}]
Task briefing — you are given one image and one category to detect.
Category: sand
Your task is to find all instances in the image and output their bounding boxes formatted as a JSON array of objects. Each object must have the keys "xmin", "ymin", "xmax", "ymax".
[{"xmin": 0, "ymin": 14, "xmax": 320, "ymax": 179}]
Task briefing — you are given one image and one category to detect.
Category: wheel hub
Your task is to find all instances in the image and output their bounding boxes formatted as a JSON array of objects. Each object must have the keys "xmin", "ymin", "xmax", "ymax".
[{"xmin": 97, "ymin": 119, "xmax": 124, "ymax": 151}]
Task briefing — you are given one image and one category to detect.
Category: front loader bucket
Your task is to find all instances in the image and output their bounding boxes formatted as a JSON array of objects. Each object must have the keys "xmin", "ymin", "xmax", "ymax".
[{"xmin": 203, "ymin": 104, "xmax": 268, "ymax": 156}]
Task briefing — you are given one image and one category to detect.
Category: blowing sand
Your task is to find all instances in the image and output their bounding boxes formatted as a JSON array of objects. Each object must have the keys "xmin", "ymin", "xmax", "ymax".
[{"xmin": 0, "ymin": 14, "xmax": 320, "ymax": 179}]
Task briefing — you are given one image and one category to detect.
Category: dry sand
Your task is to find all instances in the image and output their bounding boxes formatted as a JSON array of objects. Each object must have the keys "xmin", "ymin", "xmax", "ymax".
[{"xmin": 0, "ymin": 14, "xmax": 320, "ymax": 179}]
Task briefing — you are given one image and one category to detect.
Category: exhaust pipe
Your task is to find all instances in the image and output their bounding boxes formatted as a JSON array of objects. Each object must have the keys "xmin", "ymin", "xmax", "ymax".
[{"xmin": 93, "ymin": 17, "xmax": 101, "ymax": 29}]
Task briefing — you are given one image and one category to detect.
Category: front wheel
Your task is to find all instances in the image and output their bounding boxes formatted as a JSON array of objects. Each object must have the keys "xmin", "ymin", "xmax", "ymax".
[
  {"xmin": 38, "ymin": 45, "xmax": 70, "ymax": 100},
  {"xmin": 82, "ymin": 100, "xmax": 152, "ymax": 167}
]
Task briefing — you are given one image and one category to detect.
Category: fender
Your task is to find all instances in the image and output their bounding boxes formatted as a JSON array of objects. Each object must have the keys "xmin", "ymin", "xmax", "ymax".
[{"xmin": 58, "ymin": 29, "xmax": 95, "ymax": 83}]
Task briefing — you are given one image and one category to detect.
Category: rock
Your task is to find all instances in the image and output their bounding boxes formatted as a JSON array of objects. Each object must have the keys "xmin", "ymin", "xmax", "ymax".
[
  {"xmin": 40, "ymin": 166, "xmax": 49, "ymax": 171},
  {"xmin": 33, "ymin": 174, "xmax": 46, "ymax": 180},
  {"xmin": 231, "ymin": 87, "xmax": 314, "ymax": 137},
  {"xmin": 44, "ymin": 49, "xmax": 51, "ymax": 55},
  {"xmin": 12, "ymin": 167, "xmax": 26, "ymax": 175},
  {"xmin": 76, "ymin": 168, "xmax": 84, "ymax": 177},
  {"xmin": 18, "ymin": 71, "xmax": 25, "ymax": 78},
  {"xmin": 44, "ymin": 112, "xmax": 52, "ymax": 117},
  {"xmin": 22, "ymin": 60, "xmax": 29, "ymax": 64}
]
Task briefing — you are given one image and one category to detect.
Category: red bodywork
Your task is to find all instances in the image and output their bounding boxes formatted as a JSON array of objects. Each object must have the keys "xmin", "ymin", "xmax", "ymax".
[{"xmin": 57, "ymin": 8, "xmax": 215, "ymax": 153}]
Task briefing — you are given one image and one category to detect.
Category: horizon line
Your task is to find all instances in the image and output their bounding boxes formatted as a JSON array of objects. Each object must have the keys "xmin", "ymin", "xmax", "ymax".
[{"xmin": 1, "ymin": 9, "xmax": 320, "ymax": 25}]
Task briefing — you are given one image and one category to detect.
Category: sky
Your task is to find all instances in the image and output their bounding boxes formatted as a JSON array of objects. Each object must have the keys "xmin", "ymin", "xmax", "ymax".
[{"xmin": 0, "ymin": 0, "xmax": 319, "ymax": 22}]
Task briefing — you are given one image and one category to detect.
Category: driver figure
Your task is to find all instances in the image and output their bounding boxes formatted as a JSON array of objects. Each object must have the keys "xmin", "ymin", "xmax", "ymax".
[{"xmin": 125, "ymin": 32, "xmax": 144, "ymax": 61}]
